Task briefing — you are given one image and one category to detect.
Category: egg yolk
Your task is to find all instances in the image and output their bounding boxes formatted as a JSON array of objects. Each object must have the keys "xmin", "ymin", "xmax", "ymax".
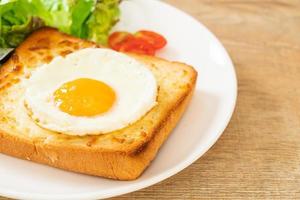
[{"xmin": 54, "ymin": 78, "xmax": 116, "ymax": 116}]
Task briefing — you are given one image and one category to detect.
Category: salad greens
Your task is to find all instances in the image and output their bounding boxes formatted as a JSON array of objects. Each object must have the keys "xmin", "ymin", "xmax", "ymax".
[{"xmin": 0, "ymin": 0, "xmax": 120, "ymax": 48}]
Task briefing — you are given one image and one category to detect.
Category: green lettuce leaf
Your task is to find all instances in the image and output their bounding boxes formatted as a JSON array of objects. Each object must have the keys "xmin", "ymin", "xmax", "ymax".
[
  {"xmin": 85, "ymin": 0, "xmax": 120, "ymax": 45},
  {"xmin": 0, "ymin": 0, "xmax": 44, "ymax": 47},
  {"xmin": 0, "ymin": 0, "xmax": 120, "ymax": 48}
]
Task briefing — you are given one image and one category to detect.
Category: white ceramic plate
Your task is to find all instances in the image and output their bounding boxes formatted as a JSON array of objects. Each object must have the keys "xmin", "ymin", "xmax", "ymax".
[{"xmin": 0, "ymin": 0, "xmax": 237, "ymax": 199}]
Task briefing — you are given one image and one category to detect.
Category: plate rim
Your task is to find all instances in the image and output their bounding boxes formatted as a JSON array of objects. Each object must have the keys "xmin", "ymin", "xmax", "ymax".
[{"xmin": 0, "ymin": 0, "xmax": 237, "ymax": 199}]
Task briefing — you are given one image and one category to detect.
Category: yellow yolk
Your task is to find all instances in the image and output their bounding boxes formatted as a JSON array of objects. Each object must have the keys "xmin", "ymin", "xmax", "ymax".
[{"xmin": 54, "ymin": 78, "xmax": 116, "ymax": 116}]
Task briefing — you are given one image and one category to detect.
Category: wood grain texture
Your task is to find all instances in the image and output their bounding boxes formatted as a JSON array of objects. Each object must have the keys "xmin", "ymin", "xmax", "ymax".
[{"xmin": 1, "ymin": 0, "xmax": 300, "ymax": 199}]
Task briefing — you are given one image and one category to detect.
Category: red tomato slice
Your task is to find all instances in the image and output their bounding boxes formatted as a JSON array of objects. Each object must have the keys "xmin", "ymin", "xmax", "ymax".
[
  {"xmin": 119, "ymin": 38, "xmax": 156, "ymax": 56},
  {"xmin": 108, "ymin": 32, "xmax": 134, "ymax": 51},
  {"xmin": 135, "ymin": 30, "xmax": 167, "ymax": 50}
]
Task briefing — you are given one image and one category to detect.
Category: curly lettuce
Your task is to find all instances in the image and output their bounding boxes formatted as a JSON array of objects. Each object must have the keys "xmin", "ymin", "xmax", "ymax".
[
  {"xmin": 0, "ymin": 0, "xmax": 120, "ymax": 48},
  {"xmin": 84, "ymin": 0, "xmax": 120, "ymax": 44}
]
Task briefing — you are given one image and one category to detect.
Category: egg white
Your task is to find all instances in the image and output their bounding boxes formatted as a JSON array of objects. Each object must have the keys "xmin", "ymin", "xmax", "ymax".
[{"xmin": 24, "ymin": 48, "xmax": 157, "ymax": 136}]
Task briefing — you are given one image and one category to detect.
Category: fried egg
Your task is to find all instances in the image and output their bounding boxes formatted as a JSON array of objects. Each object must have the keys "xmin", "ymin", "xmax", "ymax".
[{"xmin": 24, "ymin": 48, "xmax": 157, "ymax": 136}]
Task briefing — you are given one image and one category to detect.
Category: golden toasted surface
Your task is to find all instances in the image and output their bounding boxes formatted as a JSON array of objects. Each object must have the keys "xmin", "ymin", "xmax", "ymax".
[{"xmin": 0, "ymin": 27, "xmax": 197, "ymax": 154}]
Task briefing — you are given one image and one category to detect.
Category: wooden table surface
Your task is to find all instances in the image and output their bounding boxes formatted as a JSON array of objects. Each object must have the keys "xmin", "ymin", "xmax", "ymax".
[{"xmin": 1, "ymin": 0, "xmax": 300, "ymax": 199}]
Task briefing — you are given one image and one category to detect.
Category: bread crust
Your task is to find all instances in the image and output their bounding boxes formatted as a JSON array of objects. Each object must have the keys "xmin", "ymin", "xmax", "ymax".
[{"xmin": 0, "ymin": 28, "xmax": 197, "ymax": 180}]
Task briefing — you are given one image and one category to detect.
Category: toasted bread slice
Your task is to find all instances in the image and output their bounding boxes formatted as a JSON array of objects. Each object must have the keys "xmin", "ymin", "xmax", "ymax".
[{"xmin": 0, "ymin": 28, "xmax": 197, "ymax": 180}]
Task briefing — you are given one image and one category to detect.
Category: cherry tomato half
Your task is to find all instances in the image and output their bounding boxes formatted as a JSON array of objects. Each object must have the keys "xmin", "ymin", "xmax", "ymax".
[
  {"xmin": 119, "ymin": 38, "xmax": 155, "ymax": 56},
  {"xmin": 135, "ymin": 30, "xmax": 167, "ymax": 49},
  {"xmin": 108, "ymin": 32, "xmax": 134, "ymax": 51},
  {"xmin": 108, "ymin": 30, "xmax": 167, "ymax": 55}
]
